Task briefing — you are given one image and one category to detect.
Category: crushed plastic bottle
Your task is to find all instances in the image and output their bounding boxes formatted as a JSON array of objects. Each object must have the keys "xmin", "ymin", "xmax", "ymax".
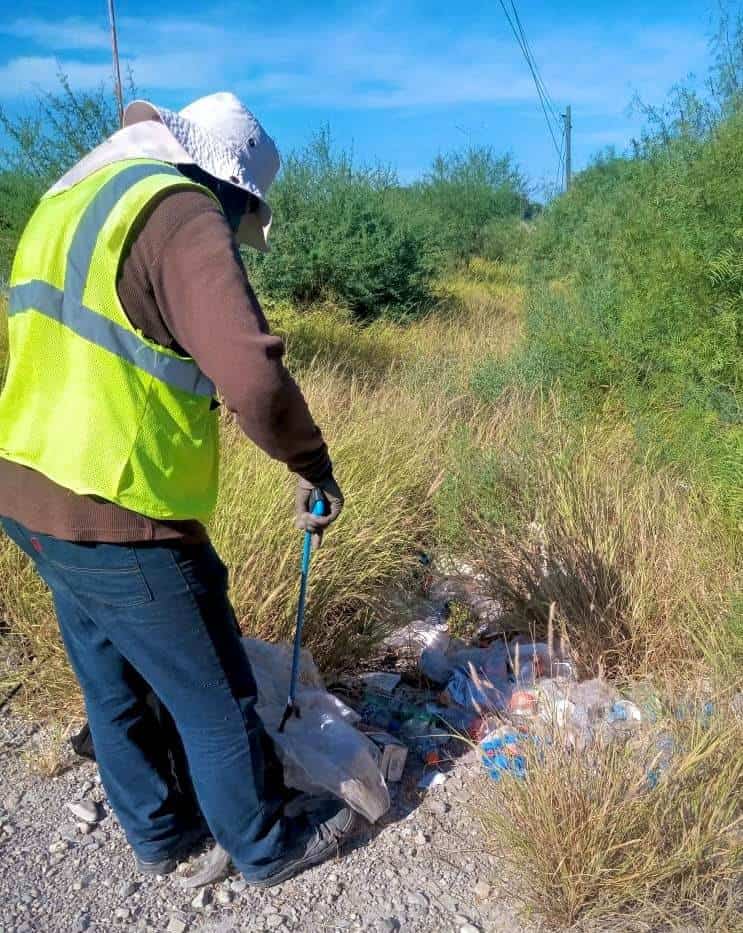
[
  {"xmin": 441, "ymin": 666, "xmax": 512, "ymax": 713},
  {"xmin": 509, "ymin": 640, "xmax": 552, "ymax": 684},
  {"xmin": 647, "ymin": 733, "xmax": 675, "ymax": 789},
  {"xmin": 569, "ymin": 678, "xmax": 618, "ymax": 725},
  {"xmin": 535, "ymin": 678, "xmax": 576, "ymax": 729},
  {"xmin": 550, "ymin": 659, "xmax": 576, "ymax": 683},
  {"xmin": 607, "ymin": 700, "xmax": 643, "ymax": 723},
  {"xmin": 421, "ymin": 640, "xmax": 510, "ymax": 688}
]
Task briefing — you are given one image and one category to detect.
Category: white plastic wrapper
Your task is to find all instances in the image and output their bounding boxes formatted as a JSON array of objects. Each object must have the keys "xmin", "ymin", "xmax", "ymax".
[{"xmin": 242, "ymin": 638, "xmax": 390, "ymax": 824}]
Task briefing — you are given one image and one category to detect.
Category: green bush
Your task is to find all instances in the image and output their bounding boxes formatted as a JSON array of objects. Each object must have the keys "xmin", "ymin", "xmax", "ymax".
[
  {"xmin": 0, "ymin": 74, "xmax": 530, "ymax": 316},
  {"xmin": 0, "ymin": 72, "xmax": 123, "ymax": 282},
  {"xmin": 408, "ymin": 147, "xmax": 531, "ymax": 262},
  {"xmin": 245, "ymin": 139, "xmax": 532, "ymax": 319},
  {"xmin": 0, "ymin": 71, "xmax": 120, "ymax": 184},
  {"xmin": 480, "ymin": 217, "xmax": 533, "ymax": 263},
  {"xmin": 0, "ymin": 172, "xmax": 43, "ymax": 285},
  {"xmin": 245, "ymin": 130, "xmax": 437, "ymax": 321}
]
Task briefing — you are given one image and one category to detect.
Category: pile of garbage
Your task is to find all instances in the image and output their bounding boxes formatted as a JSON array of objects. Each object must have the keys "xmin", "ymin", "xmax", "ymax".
[
  {"xmin": 243, "ymin": 584, "xmax": 683, "ymax": 820},
  {"xmin": 341, "ymin": 613, "xmax": 664, "ymax": 786}
]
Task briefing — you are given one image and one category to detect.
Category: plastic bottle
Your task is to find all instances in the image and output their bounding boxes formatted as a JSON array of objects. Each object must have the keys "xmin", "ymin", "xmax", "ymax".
[
  {"xmin": 607, "ymin": 700, "xmax": 643, "ymax": 724},
  {"xmin": 550, "ymin": 659, "xmax": 576, "ymax": 683},
  {"xmin": 647, "ymin": 733, "xmax": 675, "ymax": 789}
]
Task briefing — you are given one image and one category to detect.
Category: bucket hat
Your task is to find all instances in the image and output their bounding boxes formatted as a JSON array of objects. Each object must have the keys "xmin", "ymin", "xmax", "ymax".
[{"xmin": 123, "ymin": 92, "xmax": 280, "ymax": 252}]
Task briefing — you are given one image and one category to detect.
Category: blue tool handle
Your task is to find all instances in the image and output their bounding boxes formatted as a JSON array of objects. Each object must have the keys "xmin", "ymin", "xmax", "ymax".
[
  {"xmin": 301, "ymin": 493, "xmax": 327, "ymax": 570},
  {"xmin": 279, "ymin": 489, "xmax": 329, "ymax": 732},
  {"xmin": 309, "ymin": 489, "xmax": 328, "ymax": 517}
]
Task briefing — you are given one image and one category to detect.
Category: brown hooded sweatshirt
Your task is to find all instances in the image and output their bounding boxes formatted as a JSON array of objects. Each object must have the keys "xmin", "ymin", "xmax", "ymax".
[{"xmin": 0, "ymin": 190, "xmax": 331, "ymax": 543}]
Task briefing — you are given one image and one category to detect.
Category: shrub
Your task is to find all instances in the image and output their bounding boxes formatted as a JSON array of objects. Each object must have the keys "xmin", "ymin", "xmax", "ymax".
[
  {"xmin": 411, "ymin": 147, "xmax": 530, "ymax": 262},
  {"xmin": 245, "ymin": 130, "xmax": 436, "ymax": 321},
  {"xmin": 0, "ymin": 70, "xmax": 120, "ymax": 184},
  {"xmin": 245, "ymin": 139, "xmax": 532, "ymax": 319},
  {"xmin": 0, "ymin": 172, "xmax": 43, "ymax": 285},
  {"xmin": 480, "ymin": 216, "xmax": 532, "ymax": 263},
  {"xmin": 0, "ymin": 71, "xmax": 124, "ymax": 282}
]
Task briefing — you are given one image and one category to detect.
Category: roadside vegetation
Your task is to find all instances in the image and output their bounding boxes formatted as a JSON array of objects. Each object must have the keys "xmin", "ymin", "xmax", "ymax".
[{"xmin": 1, "ymin": 10, "xmax": 741, "ymax": 929}]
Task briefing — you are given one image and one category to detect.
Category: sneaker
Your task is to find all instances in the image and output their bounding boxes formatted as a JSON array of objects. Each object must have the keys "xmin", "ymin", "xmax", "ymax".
[
  {"xmin": 135, "ymin": 823, "xmax": 211, "ymax": 876},
  {"xmin": 250, "ymin": 802, "xmax": 358, "ymax": 888}
]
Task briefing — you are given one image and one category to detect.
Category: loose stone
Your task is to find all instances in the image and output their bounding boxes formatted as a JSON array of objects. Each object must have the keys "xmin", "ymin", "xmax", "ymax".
[
  {"xmin": 191, "ymin": 887, "xmax": 211, "ymax": 910},
  {"xmin": 66, "ymin": 800, "xmax": 102, "ymax": 824},
  {"xmin": 473, "ymin": 880, "xmax": 491, "ymax": 901},
  {"xmin": 166, "ymin": 916, "xmax": 188, "ymax": 933}
]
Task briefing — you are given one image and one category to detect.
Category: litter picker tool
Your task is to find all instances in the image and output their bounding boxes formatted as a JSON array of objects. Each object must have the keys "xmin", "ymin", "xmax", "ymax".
[{"xmin": 278, "ymin": 489, "xmax": 327, "ymax": 732}]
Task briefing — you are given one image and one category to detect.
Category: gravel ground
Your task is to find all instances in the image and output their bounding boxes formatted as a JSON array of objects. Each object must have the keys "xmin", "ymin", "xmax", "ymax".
[{"xmin": 0, "ymin": 709, "xmax": 535, "ymax": 933}]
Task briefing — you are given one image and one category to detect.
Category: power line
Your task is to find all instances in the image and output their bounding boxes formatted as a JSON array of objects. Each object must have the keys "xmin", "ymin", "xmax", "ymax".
[
  {"xmin": 496, "ymin": 0, "xmax": 562, "ymax": 160},
  {"xmin": 509, "ymin": 2, "xmax": 560, "ymax": 126}
]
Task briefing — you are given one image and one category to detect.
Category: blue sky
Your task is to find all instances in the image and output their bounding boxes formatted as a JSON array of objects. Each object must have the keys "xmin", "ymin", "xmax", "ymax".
[{"xmin": 0, "ymin": 1, "xmax": 721, "ymax": 191}]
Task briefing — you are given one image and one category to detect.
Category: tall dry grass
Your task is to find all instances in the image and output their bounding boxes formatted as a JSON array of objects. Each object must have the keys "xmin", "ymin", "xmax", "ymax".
[
  {"xmin": 445, "ymin": 385, "xmax": 742, "ymax": 928},
  {"xmin": 463, "ymin": 407, "xmax": 740, "ymax": 683},
  {"xmin": 212, "ymin": 369, "xmax": 454, "ymax": 668},
  {"xmin": 0, "ymin": 264, "xmax": 522, "ymax": 715},
  {"xmin": 482, "ymin": 697, "xmax": 743, "ymax": 930}
]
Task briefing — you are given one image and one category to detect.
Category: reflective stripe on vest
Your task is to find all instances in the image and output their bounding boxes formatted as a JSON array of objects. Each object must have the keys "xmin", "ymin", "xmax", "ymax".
[{"xmin": 8, "ymin": 162, "xmax": 216, "ymax": 399}]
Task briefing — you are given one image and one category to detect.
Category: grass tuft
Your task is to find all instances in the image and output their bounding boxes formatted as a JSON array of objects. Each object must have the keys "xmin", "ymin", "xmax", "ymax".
[
  {"xmin": 440, "ymin": 400, "xmax": 741, "ymax": 683},
  {"xmin": 481, "ymin": 697, "xmax": 743, "ymax": 929},
  {"xmin": 22, "ymin": 722, "xmax": 75, "ymax": 779}
]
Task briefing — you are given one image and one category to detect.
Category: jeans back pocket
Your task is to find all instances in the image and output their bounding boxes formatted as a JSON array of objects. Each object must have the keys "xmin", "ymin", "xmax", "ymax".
[{"xmin": 41, "ymin": 539, "xmax": 154, "ymax": 609}]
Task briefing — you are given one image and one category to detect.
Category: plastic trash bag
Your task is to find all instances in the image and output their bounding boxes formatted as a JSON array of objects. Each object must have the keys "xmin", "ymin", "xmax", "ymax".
[
  {"xmin": 243, "ymin": 638, "xmax": 390, "ymax": 824},
  {"xmin": 385, "ymin": 616, "xmax": 450, "ymax": 653},
  {"xmin": 442, "ymin": 664, "xmax": 513, "ymax": 713},
  {"xmin": 420, "ymin": 645, "xmax": 454, "ymax": 683},
  {"xmin": 421, "ymin": 639, "xmax": 509, "ymax": 686}
]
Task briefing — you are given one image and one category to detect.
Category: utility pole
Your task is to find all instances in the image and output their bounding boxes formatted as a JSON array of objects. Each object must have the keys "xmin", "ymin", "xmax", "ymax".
[
  {"xmin": 563, "ymin": 104, "xmax": 572, "ymax": 191},
  {"xmin": 107, "ymin": 0, "xmax": 124, "ymax": 127}
]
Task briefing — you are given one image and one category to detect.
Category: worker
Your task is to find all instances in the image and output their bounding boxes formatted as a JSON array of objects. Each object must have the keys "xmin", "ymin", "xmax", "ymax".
[{"xmin": 0, "ymin": 92, "xmax": 353, "ymax": 885}]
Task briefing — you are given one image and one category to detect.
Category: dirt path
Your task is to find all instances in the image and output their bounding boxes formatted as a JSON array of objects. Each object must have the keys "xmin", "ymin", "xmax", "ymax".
[{"xmin": 0, "ymin": 711, "xmax": 534, "ymax": 933}]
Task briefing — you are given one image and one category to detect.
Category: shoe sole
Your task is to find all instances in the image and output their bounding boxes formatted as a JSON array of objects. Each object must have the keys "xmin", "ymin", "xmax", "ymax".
[
  {"xmin": 135, "ymin": 825, "xmax": 211, "ymax": 877},
  {"xmin": 249, "ymin": 810, "xmax": 358, "ymax": 889}
]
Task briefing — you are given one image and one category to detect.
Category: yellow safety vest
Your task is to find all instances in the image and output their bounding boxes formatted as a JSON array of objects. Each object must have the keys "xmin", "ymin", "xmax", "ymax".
[{"xmin": 0, "ymin": 159, "xmax": 221, "ymax": 521}]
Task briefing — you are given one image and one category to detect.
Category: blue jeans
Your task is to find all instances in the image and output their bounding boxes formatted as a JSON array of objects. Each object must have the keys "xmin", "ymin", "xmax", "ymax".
[{"xmin": 1, "ymin": 518, "xmax": 304, "ymax": 880}]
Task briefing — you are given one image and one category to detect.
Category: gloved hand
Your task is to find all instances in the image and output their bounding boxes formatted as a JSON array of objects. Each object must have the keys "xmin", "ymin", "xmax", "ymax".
[{"xmin": 295, "ymin": 475, "xmax": 344, "ymax": 549}]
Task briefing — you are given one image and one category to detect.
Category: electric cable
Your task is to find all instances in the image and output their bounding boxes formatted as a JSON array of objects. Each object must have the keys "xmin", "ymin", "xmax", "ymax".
[
  {"xmin": 496, "ymin": 0, "xmax": 563, "ymax": 160},
  {"xmin": 509, "ymin": 1, "xmax": 560, "ymax": 125}
]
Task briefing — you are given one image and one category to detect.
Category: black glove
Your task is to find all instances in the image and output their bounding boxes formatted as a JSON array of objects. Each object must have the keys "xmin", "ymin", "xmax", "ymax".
[{"xmin": 295, "ymin": 475, "xmax": 344, "ymax": 549}]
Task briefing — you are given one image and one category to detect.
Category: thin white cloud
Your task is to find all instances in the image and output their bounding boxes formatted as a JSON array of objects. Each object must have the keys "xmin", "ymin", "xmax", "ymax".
[
  {"xmin": 1, "ymin": 17, "xmax": 109, "ymax": 51},
  {"xmin": 0, "ymin": 10, "xmax": 710, "ymax": 115},
  {"xmin": 0, "ymin": 56, "xmax": 111, "ymax": 95}
]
